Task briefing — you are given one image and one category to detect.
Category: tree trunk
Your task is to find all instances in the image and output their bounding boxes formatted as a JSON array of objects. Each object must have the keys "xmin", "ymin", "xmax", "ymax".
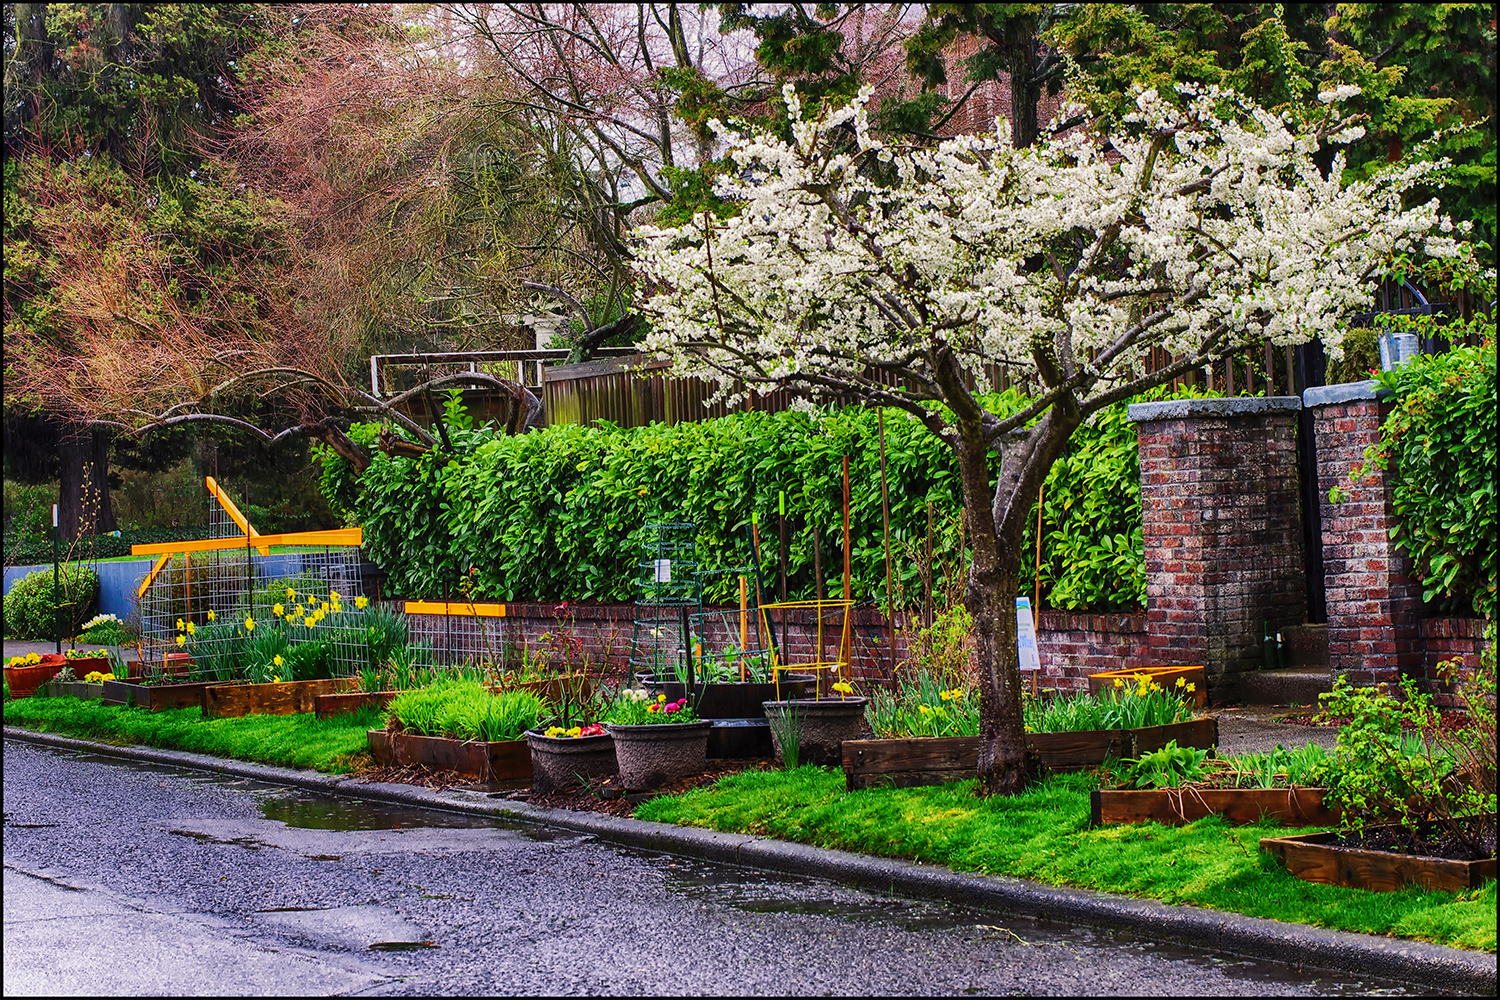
[
  {"xmin": 4, "ymin": 3, "xmax": 53, "ymax": 138},
  {"xmin": 956, "ymin": 433, "xmax": 1030, "ymax": 795},
  {"xmin": 57, "ymin": 427, "xmax": 117, "ymax": 542},
  {"xmin": 1009, "ymin": 31, "xmax": 1040, "ymax": 149}
]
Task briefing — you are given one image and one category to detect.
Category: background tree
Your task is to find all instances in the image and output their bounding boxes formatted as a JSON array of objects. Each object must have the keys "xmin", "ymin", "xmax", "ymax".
[{"xmin": 633, "ymin": 86, "xmax": 1477, "ymax": 793}]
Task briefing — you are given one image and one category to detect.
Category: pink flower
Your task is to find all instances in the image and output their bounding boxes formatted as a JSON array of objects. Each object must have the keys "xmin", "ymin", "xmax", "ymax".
[{"xmin": 664, "ymin": 703, "xmax": 679, "ymax": 713}]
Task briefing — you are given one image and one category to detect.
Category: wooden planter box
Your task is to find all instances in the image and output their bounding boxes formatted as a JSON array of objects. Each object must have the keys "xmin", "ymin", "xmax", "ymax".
[
  {"xmin": 101, "ymin": 678, "xmax": 241, "ymax": 711},
  {"xmin": 1089, "ymin": 665, "xmax": 1208, "ymax": 707},
  {"xmin": 843, "ymin": 717, "xmax": 1219, "ymax": 791},
  {"xmin": 1129, "ymin": 717, "xmax": 1219, "ymax": 755},
  {"xmin": 367, "ymin": 728, "xmax": 531, "ymax": 782},
  {"xmin": 1261, "ymin": 825, "xmax": 1498, "ymax": 892},
  {"xmin": 203, "ymin": 677, "xmax": 355, "ymax": 718},
  {"xmin": 314, "ymin": 690, "xmax": 398, "ymax": 719},
  {"xmin": 1092, "ymin": 786, "xmax": 1338, "ymax": 827},
  {"xmin": 43, "ymin": 680, "xmax": 106, "ymax": 701}
]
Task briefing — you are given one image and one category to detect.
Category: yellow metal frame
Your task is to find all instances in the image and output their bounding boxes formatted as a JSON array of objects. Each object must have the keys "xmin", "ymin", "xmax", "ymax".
[
  {"xmin": 757, "ymin": 599, "xmax": 854, "ymax": 699},
  {"xmin": 403, "ymin": 600, "xmax": 506, "ymax": 618},
  {"xmin": 205, "ymin": 476, "xmax": 267, "ymax": 555}
]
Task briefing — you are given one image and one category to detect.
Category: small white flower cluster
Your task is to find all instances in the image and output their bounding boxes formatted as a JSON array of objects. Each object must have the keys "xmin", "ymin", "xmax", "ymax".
[
  {"xmin": 622, "ymin": 688, "xmax": 650, "ymax": 702},
  {"xmin": 632, "ymin": 82, "xmax": 1483, "ymax": 405},
  {"xmin": 81, "ymin": 613, "xmax": 121, "ymax": 629}
]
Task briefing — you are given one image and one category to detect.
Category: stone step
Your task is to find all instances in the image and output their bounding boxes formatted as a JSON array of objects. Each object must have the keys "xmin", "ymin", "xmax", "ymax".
[
  {"xmin": 1278, "ymin": 623, "xmax": 1328, "ymax": 667},
  {"xmin": 1238, "ymin": 667, "xmax": 1333, "ymax": 708}
]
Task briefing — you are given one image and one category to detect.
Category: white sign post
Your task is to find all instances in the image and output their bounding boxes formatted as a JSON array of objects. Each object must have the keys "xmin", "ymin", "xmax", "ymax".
[{"xmin": 1016, "ymin": 597, "xmax": 1041, "ymax": 685}]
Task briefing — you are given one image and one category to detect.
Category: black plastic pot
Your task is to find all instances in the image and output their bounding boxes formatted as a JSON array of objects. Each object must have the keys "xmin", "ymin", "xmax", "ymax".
[{"xmin": 642, "ymin": 674, "xmax": 817, "ymax": 719}]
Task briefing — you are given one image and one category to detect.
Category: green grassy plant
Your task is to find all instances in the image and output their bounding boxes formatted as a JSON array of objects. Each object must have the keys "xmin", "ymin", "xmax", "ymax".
[
  {"xmin": 3, "ymin": 697, "xmax": 379, "ymax": 773},
  {"xmin": 866, "ymin": 670, "xmax": 977, "ymax": 738},
  {"xmin": 387, "ymin": 680, "xmax": 546, "ymax": 742},
  {"xmin": 634, "ymin": 766, "xmax": 1496, "ymax": 952}
]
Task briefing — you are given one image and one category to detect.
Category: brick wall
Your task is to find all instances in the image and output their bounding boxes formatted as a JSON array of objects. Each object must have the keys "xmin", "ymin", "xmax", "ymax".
[
  {"xmin": 1415, "ymin": 617, "xmax": 1490, "ymax": 709},
  {"xmin": 1305, "ymin": 383, "xmax": 1424, "ymax": 685},
  {"xmin": 1035, "ymin": 610, "xmax": 1148, "ymax": 692},
  {"xmin": 1128, "ymin": 396, "xmax": 1306, "ymax": 698},
  {"xmin": 406, "ymin": 600, "xmax": 1152, "ymax": 692}
]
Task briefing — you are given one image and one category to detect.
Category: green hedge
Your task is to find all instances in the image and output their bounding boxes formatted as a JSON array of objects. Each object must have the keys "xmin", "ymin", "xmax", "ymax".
[
  {"xmin": 323, "ymin": 388, "xmax": 1210, "ymax": 611},
  {"xmin": 1375, "ymin": 338, "xmax": 1496, "ymax": 618},
  {"xmin": 3, "ymin": 565, "xmax": 100, "ymax": 640},
  {"xmin": 4, "ymin": 525, "xmax": 215, "ymax": 567}
]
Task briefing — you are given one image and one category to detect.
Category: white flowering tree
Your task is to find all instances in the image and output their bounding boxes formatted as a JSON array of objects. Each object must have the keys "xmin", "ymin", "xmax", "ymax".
[{"xmin": 632, "ymin": 83, "xmax": 1476, "ymax": 794}]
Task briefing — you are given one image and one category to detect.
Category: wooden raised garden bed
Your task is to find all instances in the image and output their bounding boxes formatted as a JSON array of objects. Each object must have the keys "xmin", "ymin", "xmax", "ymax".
[
  {"xmin": 102, "ymin": 678, "xmax": 243, "ymax": 711},
  {"xmin": 43, "ymin": 680, "xmax": 106, "ymax": 701},
  {"xmin": 1088, "ymin": 665, "xmax": 1208, "ymax": 708},
  {"xmin": 203, "ymin": 677, "xmax": 355, "ymax": 718},
  {"xmin": 1260, "ymin": 826, "xmax": 1497, "ymax": 892},
  {"xmin": 314, "ymin": 690, "xmax": 398, "ymax": 719},
  {"xmin": 367, "ymin": 728, "xmax": 531, "ymax": 783},
  {"xmin": 843, "ymin": 718, "xmax": 1218, "ymax": 791},
  {"xmin": 1092, "ymin": 786, "xmax": 1338, "ymax": 827}
]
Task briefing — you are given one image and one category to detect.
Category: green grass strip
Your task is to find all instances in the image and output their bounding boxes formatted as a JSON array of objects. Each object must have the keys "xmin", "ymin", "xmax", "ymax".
[
  {"xmin": 634, "ymin": 766, "xmax": 1497, "ymax": 953},
  {"xmin": 4, "ymin": 696, "xmax": 379, "ymax": 774}
]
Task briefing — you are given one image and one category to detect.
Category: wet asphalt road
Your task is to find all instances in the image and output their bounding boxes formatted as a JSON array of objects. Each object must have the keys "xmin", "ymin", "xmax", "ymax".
[{"xmin": 3, "ymin": 740, "xmax": 1419, "ymax": 997}]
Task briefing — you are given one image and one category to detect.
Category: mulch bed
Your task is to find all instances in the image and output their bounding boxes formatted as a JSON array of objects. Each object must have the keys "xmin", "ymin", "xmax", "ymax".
[
  {"xmin": 350, "ymin": 758, "xmax": 777, "ymax": 815},
  {"xmin": 1335, "ymin": 819, "xmax": 1497, "ymax": 863}
]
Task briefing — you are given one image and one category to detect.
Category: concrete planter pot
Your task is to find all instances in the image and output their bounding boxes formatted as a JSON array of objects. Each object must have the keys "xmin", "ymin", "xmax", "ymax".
[
  {"xmin": 762, "ymin": 698, "xmax": 868, "ymax": 767},
  {"xmin": 605, "ymin": 720, "xmax": 711, "ymax": 791},
  {"xmin": 526, "ymin": 730, "xmax": 618, "ymax": 793}
]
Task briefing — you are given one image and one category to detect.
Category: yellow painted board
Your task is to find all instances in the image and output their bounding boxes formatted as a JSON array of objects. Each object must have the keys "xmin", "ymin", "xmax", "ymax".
[
  {"xmin": 131, "ymin": 527, "xmax": 363, "ymax": 556},
  {"xmin": 403, "ymin": 600, "xmax": 506, "ymax": 618},
  {"xmin": 136, "ymin": 553, "xmax": 172, "ymax": 599}
]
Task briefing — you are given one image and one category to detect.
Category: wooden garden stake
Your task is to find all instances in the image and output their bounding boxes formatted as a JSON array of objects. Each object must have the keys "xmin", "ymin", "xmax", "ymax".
[
  {"xmin": 813, "ymin": 523, "xmax": 823, "ymax": 601},
  {"xmin": 878, "ymin": 409, "xmax": 895, "ymax": 676},
  {"xmin": 1034, "ymin": 480, "xmax": 1045, "ymax": 613},
  {"xmin": 841, "ymin": 455, "xmax": 851, "ymax": 602}
]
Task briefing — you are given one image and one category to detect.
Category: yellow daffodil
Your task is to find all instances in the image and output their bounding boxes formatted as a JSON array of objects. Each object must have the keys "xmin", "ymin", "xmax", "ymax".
[
  {"xmin": 1175, "ymin": 676, "xmax": 1186, "ymax": 687},
  {"xmin": 273, "ymin": 603, "xmax": 284, "ymax": 617},
  {"xmin": 1113, "ymin": 678, "xmax": 1124, "ymax": 688},
  {"xmin": 320, "ymin": 602, "xmax": 330, "ymax": 612},
  {"xmin": 329, "ymin": 590, "xmax": 340, "ymax": 601},
  {"xmin": 185, "ymin": 621, "xmax": 195, "ymax": 635},
  {"xmin": 304, "ymin": 616, "xmax": 315, "ymax": 628},
  {"xmin": 355, "ymin": 596, "xmax": 368, "ymax": 610},
  {"xmin": 273, "ymin": 655, "xmax": 284, "ymax": 667},
  {"xmin": 832, "ymin": 681, "xmax": 854, "ymax": 695},
  {"xmin": 286, "ymin": 587, "xmax": 296, "ymax": 599},
  {"xmin": 176, "ymin": 618, "xmax": 185, "ymax": 630},
  {"xmin": 244, "ymin": 617, "xmax": 255, "ymax": 632},
  {"xmin": 918, "ymin": 704, "xmax": 932, "ymax": 715},
  {"xmin": 295, "ymin": 604, "xmax": 304, "ymax": 617},
  {"xmin": 206, "ymin": 609, "xmax": 216, "ymax": 622},
  {"xmin": 271, "ymin": 675, "xmax": 281, "ymax": 684},
  {"xmin": 939, "ymin": 690, "xmax": 951, "ymax": 701},
  {"xmin": 1186, "ymin": 683, "xmax": 1196, "ymax": 693},
  {"xmin": 176, "ymin": 634, "xmax": 186, "ymax": 646}
]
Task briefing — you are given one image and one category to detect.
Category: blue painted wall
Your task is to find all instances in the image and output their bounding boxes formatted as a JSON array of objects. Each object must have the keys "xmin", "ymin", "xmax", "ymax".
[{"xmin": 4, "ymin": 554, "xmax": 326, "ymax": 620}]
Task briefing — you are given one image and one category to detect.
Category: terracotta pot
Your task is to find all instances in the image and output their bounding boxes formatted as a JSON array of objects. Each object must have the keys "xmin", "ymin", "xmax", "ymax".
[
  {"xmin": 605, "ymin": 721, "xmax": 711, "ymax": 791},
  {"xmin": 526, "ymin": 729, "xmax": 618, "ymax": 793},
  {"xmin": 762, "ymin": 698, "xmax": 868, "ymax": 767},
  {"xmin": 5, "ymin": 654, "xmax": 68, "ymax": 699}
]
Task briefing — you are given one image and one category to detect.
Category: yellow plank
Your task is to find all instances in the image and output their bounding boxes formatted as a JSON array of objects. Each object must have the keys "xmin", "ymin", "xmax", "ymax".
[
  {"xmin": 131, "ymin": 527, "xmax": 364, "ymax": 556},
  {"xmin": 136, "ymin": 553, "xmax": 172, "ymax": 599},
  {"xmin": 403, "ymin": 600, "xmax": 506, "ymax": 618},
  {"xmin": 205, "ymin": 476, "xmax": 269, "ymax": 554}
]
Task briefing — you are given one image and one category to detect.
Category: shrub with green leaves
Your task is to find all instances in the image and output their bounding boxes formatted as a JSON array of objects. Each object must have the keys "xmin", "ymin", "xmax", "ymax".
[
  {"xmin": 3, "ymin": 565, "xmax": 99, "ymax": 640},
  {"xmin": 324, "ymin": 386, "xmax": 1216, "ymax": 612},
  {"xmin": 1372, "ymin": 335, "xmax": 1497, "ymax": 618}
]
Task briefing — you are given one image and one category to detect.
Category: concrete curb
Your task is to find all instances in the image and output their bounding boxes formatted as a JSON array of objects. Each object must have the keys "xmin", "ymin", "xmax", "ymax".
[{"xmin": 6, "ymin": 726, "xmax": 1494, "ymax": 995}]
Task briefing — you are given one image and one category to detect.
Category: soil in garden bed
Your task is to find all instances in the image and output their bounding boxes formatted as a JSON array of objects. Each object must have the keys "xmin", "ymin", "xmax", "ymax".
[
  {"xmin": 1280, "ymin": 710, "xmax": 1473, "ymax": 734},
  {"xmin": 1334, "ymin": 819, "xmax": 1496, "ymax": 863}
]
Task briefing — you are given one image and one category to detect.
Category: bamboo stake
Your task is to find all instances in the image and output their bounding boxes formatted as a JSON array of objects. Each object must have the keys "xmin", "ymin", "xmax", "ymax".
[
  {"xmin": 878, "ymin": 410, "xmax": 895, "ymax": 678},
  {"xmin": 739, "ymin": 575, "xmax": 748, "ymax": 682},
  {"xmin": 1034, "ymin": 480, "xmax": 1045, "ymax": 613}
]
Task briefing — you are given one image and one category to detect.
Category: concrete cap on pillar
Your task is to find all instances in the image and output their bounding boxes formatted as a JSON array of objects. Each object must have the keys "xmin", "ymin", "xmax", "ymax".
[{"xmin": 1126, "ymin": 395, "xmax": 1301, "ymax": 423}]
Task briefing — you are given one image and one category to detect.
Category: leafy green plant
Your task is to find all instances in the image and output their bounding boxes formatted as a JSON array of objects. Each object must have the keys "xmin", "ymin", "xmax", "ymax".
[
  {"xmin": 866, "ymin": 670, "xmax": 978, "ymax": 738},
  {"xmin": 2, "ymin": 565, "xmax": 100, "ymax": 641},
  {"xmin": 1316, "ymin": 646, "xmax": 1497, "ymax": 855},
  {"xmin": 1222, "ymin": 744, "xmax": 1331, "ymax": 789},
  {"xmin": 1120, "ymin": 740, "xmax": 1209, "ymax": 789},
  {"xmin": 1331, "ymin": 333, "xmax": 1496, "ymax": 617}
]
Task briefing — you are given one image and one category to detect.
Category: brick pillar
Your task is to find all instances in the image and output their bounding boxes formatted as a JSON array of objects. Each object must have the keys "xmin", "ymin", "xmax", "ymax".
[
  {"xmin": 1305, "ymin": 381, "xmax": 1424, "ymax": 685},
  {"xmin": 1128, "ymin": 396, "xmax": 1306, "ymax": 701}
]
